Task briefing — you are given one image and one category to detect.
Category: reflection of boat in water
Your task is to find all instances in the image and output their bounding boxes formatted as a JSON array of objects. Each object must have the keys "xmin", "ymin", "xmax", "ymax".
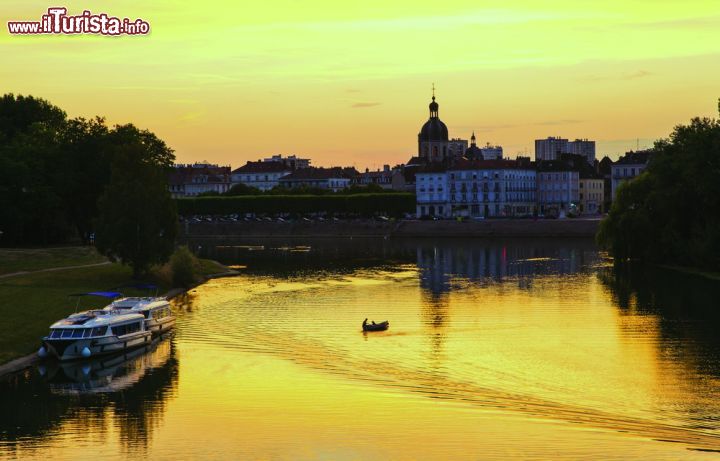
[
  {"xmin": 362, "ymin": 319, "xmax": 389, "ymax": 332},
  {"xmin": 41, "ymin": 335, "xmax": 173, "ymax": 395}
]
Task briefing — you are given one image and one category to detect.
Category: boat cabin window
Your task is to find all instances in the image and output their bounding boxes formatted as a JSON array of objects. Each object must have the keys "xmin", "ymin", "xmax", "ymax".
[
  {"xmin": 152, "ymin": 307, "xmax": 171, "ymax": 319},
  {"xmin": 111, "ymin": 321, "xmax": 142, "ymax": 336},
  {"xmin": 50, "ymin": 327, "xmax": 108, "ymax": 338}
]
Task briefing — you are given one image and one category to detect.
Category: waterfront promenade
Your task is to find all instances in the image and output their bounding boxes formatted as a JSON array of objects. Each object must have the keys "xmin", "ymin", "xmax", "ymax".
[{"xmin": 181, "ymin": 217, "xmax": 601, "ymax": 239}]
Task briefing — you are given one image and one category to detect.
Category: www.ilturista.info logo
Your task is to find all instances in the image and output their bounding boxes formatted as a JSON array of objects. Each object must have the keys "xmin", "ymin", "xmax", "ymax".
[{"xmin": 7, "ymin": 7, "xmax": 150, "ymax": 36}]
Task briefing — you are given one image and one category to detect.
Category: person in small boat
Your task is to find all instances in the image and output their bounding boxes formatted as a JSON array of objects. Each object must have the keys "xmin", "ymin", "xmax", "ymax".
[{"xmin": 363, "ymin": 318, "xmax": 368, "ymax": 327}]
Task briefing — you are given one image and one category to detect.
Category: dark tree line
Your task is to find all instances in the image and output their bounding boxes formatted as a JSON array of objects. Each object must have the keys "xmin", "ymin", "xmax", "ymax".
[
  {"xmin": 597, "ymin": 101, "xmax": 720, "ymax": 271},
  {"xmin": 0, "ymin": 94, "xmax": 177, "ymax": 276}
]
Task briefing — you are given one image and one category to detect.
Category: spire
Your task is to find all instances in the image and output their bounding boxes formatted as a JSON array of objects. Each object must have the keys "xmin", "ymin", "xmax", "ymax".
[
  {"xmin": 471, "ymin": 131, "xmax": 476, "ymax": 146},
  {"xmin": 428, "ymin": 83, "xmax": 439, "ymax": 118}
]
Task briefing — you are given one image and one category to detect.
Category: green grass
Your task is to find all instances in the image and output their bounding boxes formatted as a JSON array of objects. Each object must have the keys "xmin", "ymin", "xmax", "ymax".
[
  {"xmin": 0, "ymin": 248, "xmax": 229, "ymax": 365},
  {"xmin": 0, "ymin": 246, "xmax": 107, "ymax": 275},
  {"xmin": 0, "ymin": 264, "xmax": 147, "ymax": 364}
]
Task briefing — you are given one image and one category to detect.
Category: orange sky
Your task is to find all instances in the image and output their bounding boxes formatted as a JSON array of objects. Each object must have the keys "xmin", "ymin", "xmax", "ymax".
[{"xmin": 2, "ymin": 1, "xmax": 719, "ymax": 168}]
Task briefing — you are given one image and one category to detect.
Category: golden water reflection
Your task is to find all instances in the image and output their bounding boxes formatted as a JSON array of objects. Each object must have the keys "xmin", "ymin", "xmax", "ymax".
[{"xmin": 2, "ymin": 240, "xmax": 720, "ymax": 460}]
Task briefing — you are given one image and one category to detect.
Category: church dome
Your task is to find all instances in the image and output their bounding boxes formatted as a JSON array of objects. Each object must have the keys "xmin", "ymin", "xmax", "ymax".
[
  {"xmin": 466, "ymin": 143, "xmax": 482, "ymax": 160},
  {"xmin": 419, "ymin": 118, "xmax": 449, "ymax": 142},
  {"xmin": 418, "ymin": 96, "xmax": 448, "ymax": 142},
  {"xmin": 466, "ymin": 131, "xmax": 481, "ymax": 159}
]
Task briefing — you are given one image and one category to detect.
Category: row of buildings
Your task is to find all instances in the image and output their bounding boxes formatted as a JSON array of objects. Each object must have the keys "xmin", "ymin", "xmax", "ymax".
[
  {"xmin": 411, "ymin": 94, "xmax": 649, "ymax": 218},
  {"xmin": 168, "ymin": 93, "xmax": 652, "ymax": 218},
  {"xmin": 168, "ymin": 158, "xmax": 395, "ymax": 197}
]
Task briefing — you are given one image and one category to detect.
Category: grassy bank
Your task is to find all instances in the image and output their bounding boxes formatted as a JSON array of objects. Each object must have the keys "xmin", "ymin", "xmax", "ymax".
[
  {"xmin": 0, "ymin": 246, "xmax": 107, "ymax": 276},
  {"xmin": 0, "ymin": 247, "xmax": 229, "ymax": 365}
]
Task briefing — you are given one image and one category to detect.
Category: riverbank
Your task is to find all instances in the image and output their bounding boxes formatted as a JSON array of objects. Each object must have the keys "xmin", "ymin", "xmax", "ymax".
[
  {"xmin": 181, "ymin": 217, "xmax": 601, "ymax": 240},
  {"xmin": 0, "ymin": 247, "xmax": 234, "ymax": 374}
]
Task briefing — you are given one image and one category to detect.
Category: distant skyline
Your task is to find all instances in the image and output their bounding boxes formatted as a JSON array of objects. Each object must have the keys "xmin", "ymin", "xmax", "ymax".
[{"xmin": 3, "ymin": 1, "xmax": 719, "ymax": 167}]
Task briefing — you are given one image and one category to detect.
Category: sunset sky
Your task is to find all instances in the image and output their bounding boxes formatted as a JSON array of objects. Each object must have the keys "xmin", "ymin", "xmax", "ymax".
[{"xmin": 2, "ymin": 1, "xmax": 719, "ymax": 168}]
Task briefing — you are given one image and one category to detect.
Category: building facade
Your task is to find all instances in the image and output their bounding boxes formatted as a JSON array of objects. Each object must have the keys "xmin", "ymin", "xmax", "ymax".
[
  {"xmin": 355, "ymin": 165, "xmax": 394, "ymax": 189},
  {"xmin": 448, "ymin": 138, "xmax": 468, "ymax": 159},
  {"xmin": 480, "ymin": 144, "xmax": 503, "ymax": 160},
  {"xmin": 415, "ymin": 169, "xmax": 448, "ymax": 218},
  {"xmin": 535, "ymin": 137, "xmax": 570, "ymax": 162},
  {"xmin": 168, "ymin": 163, "xmax": 231, "ymax": 198},
  {"xmin": 262, "ymin": 154, "xmax": 311, "ymax": 170},
  {"xmin": 579, "ymin": 177, "xmax": 604, "ymax": 214},
  {"xmin": 611, "ymin": 150, "xmax": 651, "ymax": 198},
  {"xmin": 231, "ymin": 161, "xmax": 291, "ymax": 191},
  {"xmin": 536, "ymin": 164, "xmax": 580, "ymax": 218},
  {"xmin": 279, "ymin": 167, "xmax": 357, "ymax": 192},
  {"xmin": 535, "ymin": 137, "xmax": 595, "ymax": 164},
  {"xmin": 569, "ymin": 139, "xmax": 596, "ymax": 164},
  {"xmin": 416, "ymin": 159, "xmax": 536, "ymax": 218}
]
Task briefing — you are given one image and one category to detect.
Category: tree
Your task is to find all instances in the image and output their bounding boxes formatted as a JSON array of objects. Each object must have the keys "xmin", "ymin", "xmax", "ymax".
[
  {"xmin": 598, "ymin": 103, "xmax": 720, "ymax": 271},
  {"xmin": 55, "ymin": 117, "xmax": 112, "ymax": 243},
  {"xmin": 225, "ymin": 183, "xmax": 262, "ymax": 196},
  {"xmin": 0, "ymin": 94, "xmax": 69, "ymax": 244},
  {"xmin": 95, "ymin": 126, "xmax": 177, "ymax": 278}
]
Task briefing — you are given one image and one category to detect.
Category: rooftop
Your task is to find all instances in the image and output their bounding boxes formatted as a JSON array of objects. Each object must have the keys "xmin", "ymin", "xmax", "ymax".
[
  {"xmin": 232, "ymin": 161, "xmax": 291, "ymax": 174},
  {"xmin": 280, "ymin": 167, "xmax": 358, "ymax": 181}
]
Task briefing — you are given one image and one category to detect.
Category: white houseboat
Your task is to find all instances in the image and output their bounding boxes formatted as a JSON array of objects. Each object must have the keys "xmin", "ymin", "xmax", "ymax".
[
  {"xmin": 104, "ymin": 285, "xmax": 175, "ymax": 336},
  {"xmin": 39, "ymin": 310, "xmax": 152, "ymax": 361}
]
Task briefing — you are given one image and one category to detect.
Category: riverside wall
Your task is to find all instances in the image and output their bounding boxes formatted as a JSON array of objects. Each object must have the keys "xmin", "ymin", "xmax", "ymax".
[{"xmin": 180, "ymin": 218, "xmax": 601, "ymax": 240}]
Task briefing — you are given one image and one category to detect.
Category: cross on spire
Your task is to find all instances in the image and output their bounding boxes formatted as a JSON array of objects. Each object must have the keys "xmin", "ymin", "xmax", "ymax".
[{"xmin": 432, "ymin": 83, "xmax": 435, "ymax": 99}]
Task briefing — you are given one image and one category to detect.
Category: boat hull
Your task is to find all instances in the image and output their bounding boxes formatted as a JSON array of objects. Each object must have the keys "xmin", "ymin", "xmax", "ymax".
[
  {"xmin": 42, "ymin": 331, "xmax": 153, "ymax": 361},
  {"xmin": 363, "ymin": 321, "xmax": 389, "ymax": 332},
  {"xmin": 146, "ymin": 316, "xmax": 176, "ymax": 337}
]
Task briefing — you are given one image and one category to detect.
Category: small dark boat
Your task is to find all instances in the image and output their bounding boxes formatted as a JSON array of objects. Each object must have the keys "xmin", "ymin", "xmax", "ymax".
[{"xmin": 362, "ymin": 318, "xmax": 389, "ymax": 332}]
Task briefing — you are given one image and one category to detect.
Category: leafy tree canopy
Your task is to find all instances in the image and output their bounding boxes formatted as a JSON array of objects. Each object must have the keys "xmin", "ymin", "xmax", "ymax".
[{"xmin": 598, "ymin": 102, "xmax": 720, "ymax": 271}]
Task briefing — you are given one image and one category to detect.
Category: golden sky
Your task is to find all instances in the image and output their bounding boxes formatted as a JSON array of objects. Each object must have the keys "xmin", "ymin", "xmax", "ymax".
[{"xmin": 2, "ymin": 1, "xmax": 719, "ymax": 167}]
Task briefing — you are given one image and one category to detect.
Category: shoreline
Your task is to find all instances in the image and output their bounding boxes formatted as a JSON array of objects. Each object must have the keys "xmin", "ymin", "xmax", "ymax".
[
  {"xmin": 181, "ymin": 218, "xmax": 602, "ymax": 240},
  {"xmin": 0, "ymin": 265, "xmax": 239, "ymax": 379}
]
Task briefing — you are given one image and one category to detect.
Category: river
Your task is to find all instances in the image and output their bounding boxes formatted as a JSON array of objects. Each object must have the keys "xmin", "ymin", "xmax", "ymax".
[{"xmin": 2, "ymin": 238, "xmax": 720, "ymax": 460}]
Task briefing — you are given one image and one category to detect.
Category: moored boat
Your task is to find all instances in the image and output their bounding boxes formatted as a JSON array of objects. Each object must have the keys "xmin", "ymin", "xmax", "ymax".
[
  {"xmin": 104, "ymin": 288, "xmax": 175, "ymax": 337},
  {"xmin": 39, "ymin": 310, "xmax": 152, "ymax": 361}
]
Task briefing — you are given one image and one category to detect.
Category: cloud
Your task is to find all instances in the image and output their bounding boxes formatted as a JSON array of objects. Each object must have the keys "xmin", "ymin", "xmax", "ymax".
[
  {"xmin": 352, "ymin": 102, "xmax": 381, "ymax": 108},
  {"xmin": 578, "ymin": 70, "xmax": 653, "ymax": 82},
  {"xmin": 631, "ymin": 16, "xmax": 720, "ymax": 30},
  {"xmin": 622, "ymin": 70, "xmax": 653, "ymax": 80},
  {"xmin": 346, "ymin": 89, "xmax": 362, "ymax": 93},
  {"xmin": 535, "ymin": 119, "xmax": 583, "ymax": 126},
  {"xmin": 468, "ymin": 124, "xmax": 519, "ymax": 132}
]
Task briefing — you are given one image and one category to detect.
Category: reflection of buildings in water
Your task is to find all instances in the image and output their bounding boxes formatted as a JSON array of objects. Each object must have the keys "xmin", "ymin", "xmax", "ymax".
[
  {"xmin": 417, "ymin": 243, "xmax": 599, "ymax": 295},
  {"xmin": 418, "ymin": 291, "xmax": 450, "ymax": 373},
  {"xmin": 0, "ymin": 337, "xmax": 179, "ymax": 457}
]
